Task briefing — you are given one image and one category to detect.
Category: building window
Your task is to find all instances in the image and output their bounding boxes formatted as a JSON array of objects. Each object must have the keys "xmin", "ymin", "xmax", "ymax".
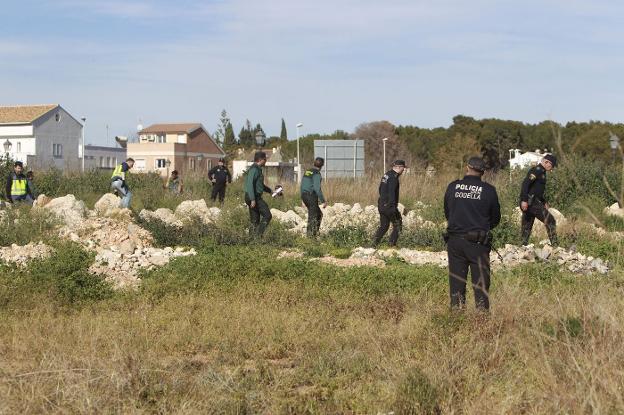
[
  {"xmin": 55, "ymin": 112, "xmax": 61, "ymax": 122},
  {"xmin": 135, "ymin": 159, "xmax": 146, "ymax": 171},
  {"xmin": 189, "ymin": 157, "xmax": 195, "ymax": 170},
  {"xmin": 107, "ymin": 157, "xmax": 112, "ymax": 167},
  {"xmin": 178, "ymin": 134, "xmax": 187, "ymax": 144},
  {"xmin": 156, "ymin": 134, "xmax": 165, "ymax": 143},
  {"xmin": 100, "ymin": 156, "xmax": 104, "ymax": 167},
  {"xmin": 53, "ymin": 143, "xmax": 63, "ymax": 158},
  {"xmin": 155, "ymin": 158, "xmax": 167, "ymax": 169},
  {"xmin": 113, "ymin": 157, "xmax": 117, "ymax": 166},
  {"xmin": 16, "ymin": 142, "xmax": 21, "ymax": 153}
]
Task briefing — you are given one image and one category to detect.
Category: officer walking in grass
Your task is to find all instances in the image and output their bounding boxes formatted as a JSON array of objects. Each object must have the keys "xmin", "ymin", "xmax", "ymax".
[
  {"xmin": 301, "ymin": 157, "xmax": 327, "ymax": 238},
  {"xmin": 208, "ymin": 158, "xmax": 232, "ymax": 204},
  {"xmin": 444, "ymin": 157, "xmax": 501, "ymax": 310},
  {"xmin": 244, "ymin": 151, "xmax": 273, "ymax": 237},
  {"xmin": 373, "ymin": 160, "xmax": 406, "ymax": 247},
  {"xmin": 520, "ymin": 154, "xmax": 558, "ymax": 246}
]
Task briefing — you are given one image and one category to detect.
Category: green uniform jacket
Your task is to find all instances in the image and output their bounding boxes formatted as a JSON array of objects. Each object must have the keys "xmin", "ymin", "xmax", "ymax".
[
  {"xmin": 244, "ymin": 163, "xmax": 271, "ymax": 201},
  {"xmin": 300, "ymin": 168, "xmax": 325, "ymax": 203}
]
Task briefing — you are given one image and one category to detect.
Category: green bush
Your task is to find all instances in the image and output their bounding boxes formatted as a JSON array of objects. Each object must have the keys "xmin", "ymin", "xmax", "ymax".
[
  {"xmin": 0, "ymin": 206, "xmax": 58, "ymax": 246},
  {"xmin": 0, "ymin": 243, "xmax": 114, "ymax": 309}
]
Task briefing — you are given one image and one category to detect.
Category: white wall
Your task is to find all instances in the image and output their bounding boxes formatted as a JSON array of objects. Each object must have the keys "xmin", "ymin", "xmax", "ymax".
[{"xmin": 0, "ymin": 125, "xmax": 33, "ymax": 137}]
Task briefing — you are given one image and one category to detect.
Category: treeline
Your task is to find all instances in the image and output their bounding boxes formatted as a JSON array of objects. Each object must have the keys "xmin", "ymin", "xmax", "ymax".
[{"xmin": 213, "ymin": 110, "xmax": 624, "ymax": 172}]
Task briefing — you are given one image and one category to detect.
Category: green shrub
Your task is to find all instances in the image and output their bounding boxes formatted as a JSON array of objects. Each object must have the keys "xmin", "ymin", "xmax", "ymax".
[
  {"xmin": 1, "ymin": 243, "xmax": 114, "ymax": 308},
  {"xmin": 0, "ymin": 206, "xmax": 59, "ymax": 246},
  {"xmin": 323, "ymin": 226, "xmax": 370, "ymax": 247}
]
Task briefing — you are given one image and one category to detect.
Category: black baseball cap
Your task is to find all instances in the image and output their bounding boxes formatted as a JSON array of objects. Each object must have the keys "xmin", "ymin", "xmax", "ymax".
[
  {"xmin": 14, "ymin": 161, "xmax": 23, "ymax": 168},
  {"xmin": 393, "ymin": 160, "xmax": 407, "ymax": 167},
  {"xmin": 543, "ymin": 154, "xmax": 557, "ymax": 167},
  {"xmin": 467, "ymin": 156, "xmax": 486, "ymax": 172}
]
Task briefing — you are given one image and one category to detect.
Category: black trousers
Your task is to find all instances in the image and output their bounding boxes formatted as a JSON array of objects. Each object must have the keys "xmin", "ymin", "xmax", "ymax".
[
  {"xmin": 302, "ymin": 192, "xmax": 323, "ymax": 237},
  {"xmin": 245, "ymin": 196, "xmax": 272, "ymax": 237},
  {"xmin": 211, "ymin": 184, "xmax": 226, "ymax": 203},
  {"xmin": 447, "ymin": 236, "xmax": 491, "ymax": 310},
  {"xmin": 373, "ymin": 206, "xmax": 402, "ymax": 247},
  {"xmin": 521, "ymin": 201, "xmax": 557, "ymax": 246}
]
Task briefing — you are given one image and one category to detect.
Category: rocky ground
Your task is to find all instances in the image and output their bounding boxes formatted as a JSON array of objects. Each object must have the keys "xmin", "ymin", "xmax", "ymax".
[
  {"xmin": 0, "ymin": 242, "xmax": 52, "ymax": 267},
  {"xmin": 0, "ymin": 195, "xmax": 617, "ymax": 288},
  {"xmin": 278, "ymin": 241, "xmax": 610, "ymax": 275}
]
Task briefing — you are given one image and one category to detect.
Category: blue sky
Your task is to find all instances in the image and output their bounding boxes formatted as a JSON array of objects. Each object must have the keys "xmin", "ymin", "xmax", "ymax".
[{"xmin": 1, "ymin": 0, "xmax": 623, "ymax": 145}]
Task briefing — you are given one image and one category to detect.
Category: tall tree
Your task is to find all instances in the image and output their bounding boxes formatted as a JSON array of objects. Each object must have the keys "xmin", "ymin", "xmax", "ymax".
[
  {"xmin": 238, "ymin": 119, "xmax": 254, "ymax": 148},
  {"xmin": 280, "ymin": 118, "xmax": 288, "ymax": 141},
  {"xmin": 214, "ymin": 109, "xmax": 231, "ymax": 146},
  {"xmin": 224, "ymin": 121, "xmax": 236, "ymax": 149}
]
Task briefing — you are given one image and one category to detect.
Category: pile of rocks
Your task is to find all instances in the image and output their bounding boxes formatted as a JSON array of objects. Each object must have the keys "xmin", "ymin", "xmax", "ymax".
[
  {"xmin": 0, "ymin": 242, "xmax": 52, "ymax": 267},
  {"xmin": 279, "ymin": 243, "xmax": 609, "ymax": 275},
  {"xmin": 493, "ymin": 243, "xmax": 609, "ymax": 274},
  {"xmin": 139, "ymin": 199, "xmax": 221, "ymax": 227},
  {"xmin": 90, "ymin": 246, "xmax": 197, "ymax": 289},
  {"xmin": 271, "ymin": 202, "xmax": 439, "ymax": 235},
  {"xmin": 30, "ymin": 193, "xmax": 197, "ymax": 288}
]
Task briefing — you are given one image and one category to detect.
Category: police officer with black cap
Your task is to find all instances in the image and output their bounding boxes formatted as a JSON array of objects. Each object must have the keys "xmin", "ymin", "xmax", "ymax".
[
  {"xmin": 208, "ymin": 158, "xmax": 232, "ymax": 204},
  {"xmin": 444, "ymin": 156, "xmax": 501, "ymax": 310},
  {"xmin": 373, "ymin": 160, "xmax": 406, "ymax": 247},
  {"xmin": 520, "ymin": 154, "xmax": 558, "ymax": 246}
]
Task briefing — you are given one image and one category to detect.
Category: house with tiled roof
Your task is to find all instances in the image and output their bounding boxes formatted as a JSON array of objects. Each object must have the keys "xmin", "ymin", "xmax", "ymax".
[
  {"xmin": 128, "ymin": 123, "xmax": 225, "ymax": 176},
  {"xmin": 0, "ymin": 104, "xmax": 83, "ymax": 170}
]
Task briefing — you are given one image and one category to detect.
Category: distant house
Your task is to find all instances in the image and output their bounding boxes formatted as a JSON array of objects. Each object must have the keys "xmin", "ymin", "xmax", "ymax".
[
  {"xmin": 508, "ymin": 149, "xmax": 549, "ymax": 169},
  {"xmin": 84, "ymin": 145, "xmax": 127, "ymax": 170},
  {"xmin": 0, "ymin": 104, "xmax": 82, "ymax": 170},
  {"xmin": 127, "ymin": 123, "xmax": 225, "ymax": 176},
  {"xmin": 232, "ymin": 146, "xmax": 296, "ymax": 183}
]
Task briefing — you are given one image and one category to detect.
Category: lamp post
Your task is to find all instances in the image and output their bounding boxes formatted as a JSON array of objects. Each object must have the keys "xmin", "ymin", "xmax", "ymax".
[
  {"xmin": 3, "ymin": 139, "xmax": 12, "ymax": 162},
  {"xmin": 296, "ymin": 122, "xmax": 303, "ymax": 182},
  {"xmin": 165, "ymin": 158, "xmax": 171, "ymax": 179},
  {"xmin": 81, "ymin": 117, "xmax": 86, "ymax": 172},
  {"xmin": 382, "ymin": 137, "xmax": 388, "ymax": 173},
  {"xmin": 255, "ymin": 130, "xmax": 266, "ymax": 149},
  {"xmin": 609, "ymin": 132, "xmax": 620, "ymax": 163}
]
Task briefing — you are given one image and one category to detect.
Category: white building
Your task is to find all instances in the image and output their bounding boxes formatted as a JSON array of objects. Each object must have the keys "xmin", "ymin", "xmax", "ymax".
[
  {"xmin": 0, "ymin": 104, "xmax": 83, "ymax": 170},
  {"xmin": 84, "ymin": 145, "xmax": 127, "ymax": 170},
  {"xmin": 508, "ymin": 149, "xmax": 549, "ymax": 169}
]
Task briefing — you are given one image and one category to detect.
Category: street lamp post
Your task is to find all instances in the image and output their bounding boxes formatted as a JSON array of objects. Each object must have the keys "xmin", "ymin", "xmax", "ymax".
[
  {"xmin": 3, "ymin": 139, "xmax": 12, "ymax": 162},
  {"xmin": 382, "ymin": 137, "xmax": 388, "ymax": 173},
  {"xmin": 255, "ymin": 130, "xmax": 266, "ymax": 149},
  {"xmin": 165, "ymin": 158, "xmax": 171, "ymax": 179},
  {"xmin": 296, "ymin": 123, "xmax": 303, "ymax": 182},
  {"xmin": 81, "ymin": 117, "xmax": 87, "ymax": 172}
]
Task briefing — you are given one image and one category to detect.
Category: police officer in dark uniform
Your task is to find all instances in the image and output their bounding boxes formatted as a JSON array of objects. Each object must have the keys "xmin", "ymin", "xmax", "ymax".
[
  {"xmin": 208, "ymin": 158, "xmax": 232, "ymax": 204},
  {"xmin": 520, "ymin": 154, "xmax": 557, "ymax": 246},
  {"xmin": 373, "ymin": 160, "xmax": 406, "ymax": 247},
  {"xmin": 444, "ymin": 157, "xmax": 501, "ymax": 310},
  {"xmin": 300, "ymin": 157, "xmax": 327, "ymax": 238}
]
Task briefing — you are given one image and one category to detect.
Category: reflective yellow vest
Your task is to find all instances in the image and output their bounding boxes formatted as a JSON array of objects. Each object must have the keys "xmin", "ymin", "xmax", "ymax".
[
  {"xmin": 111, "ymin": 164, "xmax": 125, "ymax": 181},
  {"xmin": 11, "ymin": 175, "xmax": 27, "ymax": 196}
]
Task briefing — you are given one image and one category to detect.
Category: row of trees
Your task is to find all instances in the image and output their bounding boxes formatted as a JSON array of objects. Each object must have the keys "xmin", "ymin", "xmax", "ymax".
[
  {"xmin": 212, "ymin": 110, "xmax": 624, "ymax": 172},
  {"xmin": 213, "ymin": 110, "xmax": 289, "ymax": 152}
]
